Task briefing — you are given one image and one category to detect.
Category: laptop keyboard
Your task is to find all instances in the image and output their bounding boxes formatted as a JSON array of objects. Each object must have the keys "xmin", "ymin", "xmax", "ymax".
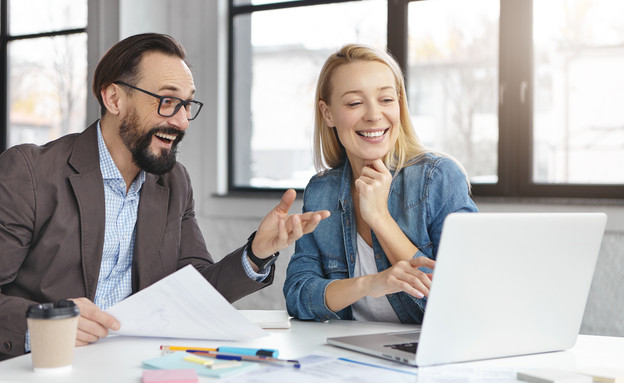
[{"xmin": 384, "ymin": 342, "xmax": 418, "ymax": 354}]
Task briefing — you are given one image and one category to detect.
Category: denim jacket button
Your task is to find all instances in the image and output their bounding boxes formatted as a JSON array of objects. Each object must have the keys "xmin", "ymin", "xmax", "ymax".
[
  {"xmin": 2, "ymin": 341, "xmax": 11, "ymax": 352},
  {"xmin": 375, "ymin": 254, "xmax": 381, "ymax": 259}
]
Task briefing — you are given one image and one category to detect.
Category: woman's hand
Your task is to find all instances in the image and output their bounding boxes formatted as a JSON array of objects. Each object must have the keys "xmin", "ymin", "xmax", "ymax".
[
  {"xmin": 366, "ymin": 257, "xmax": 435, "ymax": 299},
  {"xmin": 325, "ymin": 256, "xmax": 435, "ymax": 312},
  {"xmin": 354, "ymin": 159, "xmax": 393, "ymax": 228}
]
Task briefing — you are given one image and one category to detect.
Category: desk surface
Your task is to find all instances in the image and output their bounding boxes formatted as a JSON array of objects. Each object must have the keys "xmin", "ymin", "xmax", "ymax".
[{"xmin": 1, "ymin": 318, "xmax": 623, "ymax": 382}]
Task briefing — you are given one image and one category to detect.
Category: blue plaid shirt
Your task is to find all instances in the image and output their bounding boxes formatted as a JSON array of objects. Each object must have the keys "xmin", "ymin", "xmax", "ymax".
[{"xmin": 93, "ymin": 124, "xmax": 144, "ymax": 310}]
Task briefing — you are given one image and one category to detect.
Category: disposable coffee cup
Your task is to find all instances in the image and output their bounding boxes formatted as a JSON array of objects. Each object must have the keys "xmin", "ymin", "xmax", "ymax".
[{"xmin": 26, "ymin": 300, "xmax": 80, "ymax": 372}]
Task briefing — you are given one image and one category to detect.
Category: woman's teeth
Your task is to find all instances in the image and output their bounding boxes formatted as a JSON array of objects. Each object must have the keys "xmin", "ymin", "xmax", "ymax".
[{"xmin": 358, "ymin": 130, "xmax": 386, "ymax": 138}]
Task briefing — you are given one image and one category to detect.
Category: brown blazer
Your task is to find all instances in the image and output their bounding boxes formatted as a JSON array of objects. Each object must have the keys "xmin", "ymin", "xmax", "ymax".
[{"xmin": 0, "ymin": 123, "xmax": 273, "ymax": 359}]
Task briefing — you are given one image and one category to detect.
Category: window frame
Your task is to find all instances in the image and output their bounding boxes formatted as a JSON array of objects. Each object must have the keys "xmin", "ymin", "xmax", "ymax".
[
  {"xmin": 0, "ymin": 0, "xmax": 87, "ymax": 153},
  {"xmin": 229, "ymin": 0, "xmax": 624, "ymax": 200},
  {"xmin": 227, "ymin": 0, "xmax": 358, "ymax": 194}
]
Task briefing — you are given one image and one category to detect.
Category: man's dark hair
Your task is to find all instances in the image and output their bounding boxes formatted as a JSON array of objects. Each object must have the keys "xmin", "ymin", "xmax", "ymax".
[{"xmin": 92, "ymin": 33, "xmax": 187, "ymax": 116}]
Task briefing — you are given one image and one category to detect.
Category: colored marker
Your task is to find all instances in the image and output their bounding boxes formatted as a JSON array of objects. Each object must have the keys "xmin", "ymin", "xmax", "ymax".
[
  {"xmin": 188, "ymin": 350, "xmax": 300, "ymax": 368},
  {"xmin": 161, "ymin": 345, "xmax": 279, "ymax": 358},
  {"xmin": 217, "ymin": 346, "xmax": 278, "ymax": 358}
]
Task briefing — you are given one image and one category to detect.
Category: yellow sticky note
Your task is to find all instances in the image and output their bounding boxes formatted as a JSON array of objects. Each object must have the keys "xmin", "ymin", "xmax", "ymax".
[{"xmin": 183, "ymin": 355, "xmax": 214, "ymax": 367}]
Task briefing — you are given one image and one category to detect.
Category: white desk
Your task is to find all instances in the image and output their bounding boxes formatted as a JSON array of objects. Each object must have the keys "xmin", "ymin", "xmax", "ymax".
[{"xmin": 1, "ymin": 319, "xmax": 623, "ymax": 382}]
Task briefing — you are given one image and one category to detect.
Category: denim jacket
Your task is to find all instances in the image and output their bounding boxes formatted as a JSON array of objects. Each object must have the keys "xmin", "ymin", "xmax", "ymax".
[{"xmin": 283, "ymin": 153, "xmax": 478, "ymax": 323}]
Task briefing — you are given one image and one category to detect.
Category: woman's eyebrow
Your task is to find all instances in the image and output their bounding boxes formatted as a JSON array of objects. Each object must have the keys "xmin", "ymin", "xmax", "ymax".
[{"xmin": 341, "ymin": 86, "xmax": 396, "ymax": 97}]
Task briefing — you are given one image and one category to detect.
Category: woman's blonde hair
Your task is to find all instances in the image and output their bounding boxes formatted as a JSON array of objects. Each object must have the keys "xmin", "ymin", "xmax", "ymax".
[{"xmin": 313, "ymin": 44, "xmax": 429, "ymax": 173}]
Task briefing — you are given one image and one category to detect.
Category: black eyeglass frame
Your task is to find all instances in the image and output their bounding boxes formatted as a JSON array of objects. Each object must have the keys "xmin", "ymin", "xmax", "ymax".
[{"xmin": 113, "ymin": 81, "xmax": 204, "ymax": 121}]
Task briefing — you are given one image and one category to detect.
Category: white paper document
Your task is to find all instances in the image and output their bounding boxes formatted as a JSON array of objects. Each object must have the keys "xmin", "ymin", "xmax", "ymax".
[
  {"xmin": 106, "ymin": 265, "xmax": 267, "ymax": 341},
  {"xmin": 233, "ymin": 352, "xmax": 517, "ymax": 383},
  {"xmin": 239, "ymin": 310, "xmax": 291, "ymax": 329},
  {"xmin": 233, "ymin": 353, "xmax": 418, "ymax": 383}
]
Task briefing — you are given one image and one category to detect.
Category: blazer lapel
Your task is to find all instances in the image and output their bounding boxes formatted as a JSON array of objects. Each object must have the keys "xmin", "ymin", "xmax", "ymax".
[
  {"xmin": 68, "ymin": 123, "xmax": 106, "ymax": 300},
  {"xmin": 133, "ymin": 174, "xmax": 169, "ymax": 292}
]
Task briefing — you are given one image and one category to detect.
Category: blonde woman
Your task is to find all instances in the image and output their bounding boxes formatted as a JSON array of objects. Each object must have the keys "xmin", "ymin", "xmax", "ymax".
[{"xmin": 283, "ymin": 44, "xmax": 477, "ymax": 323}]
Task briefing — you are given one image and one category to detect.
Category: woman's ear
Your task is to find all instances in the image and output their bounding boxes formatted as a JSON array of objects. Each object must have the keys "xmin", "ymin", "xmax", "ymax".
[
  {"xmin": 319, "ymin": 100, "xmax": 334, "ymax": 128},
  {"xmin": 101, "ymin": 83, "xmax": 123, "ymax": 116}
]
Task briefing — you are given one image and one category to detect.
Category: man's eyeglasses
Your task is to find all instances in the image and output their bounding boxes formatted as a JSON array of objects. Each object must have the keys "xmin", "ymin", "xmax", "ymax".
[{"xmin": 113, "ymin": 81, "xmax": 203, "ymax": 121}]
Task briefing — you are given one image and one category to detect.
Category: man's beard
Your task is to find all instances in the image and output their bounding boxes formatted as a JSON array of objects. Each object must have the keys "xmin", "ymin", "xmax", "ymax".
[{"xmin": 119, "ymin": 112, "xmax": 185, "ymax": 175}]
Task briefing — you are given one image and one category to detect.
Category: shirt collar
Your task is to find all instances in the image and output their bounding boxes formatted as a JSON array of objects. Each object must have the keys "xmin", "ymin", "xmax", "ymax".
[{"xmin": 97, "ymin": 121, "xmax": 146, "ymax": 191}]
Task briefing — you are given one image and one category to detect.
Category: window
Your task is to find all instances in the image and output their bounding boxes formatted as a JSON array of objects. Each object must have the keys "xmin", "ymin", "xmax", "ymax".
[
  {"xmin": 407, "ymin": 0, "xmax": 499, "ymax": 184},
  {"xmin": 230, "ymin": 0, "xmax": 386, "ymax": 190},
  {"xmin": 532, "ymin": 0, "xmax": 624, "ymax": 185},
  {"xmin": 0, "ymin": 0, "xmax": 87, "ymax": 152},
  {"xmin": 229, "ymin": 0, "xmax": 624, "ymax": 199}
]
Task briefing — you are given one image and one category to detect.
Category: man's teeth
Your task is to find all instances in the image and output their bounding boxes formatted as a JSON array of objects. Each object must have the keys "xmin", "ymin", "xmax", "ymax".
[
  {"xmin": 155, "ymin": 132, "xmax": 177, "ymax": 141},
  {"xmin": 359, "ymin": 130, "xmax": 385, "ymax": 138}
]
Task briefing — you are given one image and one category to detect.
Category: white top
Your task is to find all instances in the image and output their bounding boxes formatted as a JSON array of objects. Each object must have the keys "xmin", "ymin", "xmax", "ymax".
[{"xmin": 352, "ymin": 234, "xmax": 400, "ymax": 323}]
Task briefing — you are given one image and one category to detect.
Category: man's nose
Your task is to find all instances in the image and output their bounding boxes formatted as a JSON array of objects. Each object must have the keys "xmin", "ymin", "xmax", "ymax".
[{"xmin": 168, "ymin": 105, "xmax": 190, "ymax": 131}]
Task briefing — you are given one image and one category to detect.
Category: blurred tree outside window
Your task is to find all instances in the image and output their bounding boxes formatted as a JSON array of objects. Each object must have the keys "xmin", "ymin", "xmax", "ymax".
[{"xmin": 3, "ymin": 0, "xmax": 87, "ymax": 148}]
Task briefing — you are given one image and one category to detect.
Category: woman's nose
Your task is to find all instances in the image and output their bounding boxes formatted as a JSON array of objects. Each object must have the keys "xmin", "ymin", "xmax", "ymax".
[{"xmin": 364, "ymin": 103, "xmax": 383, "ymax": 122}]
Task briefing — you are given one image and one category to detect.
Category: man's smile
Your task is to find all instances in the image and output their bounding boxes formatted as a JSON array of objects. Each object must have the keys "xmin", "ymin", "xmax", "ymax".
[{"xmin": 154, "ymin": 131, "xmax": 178, "ymax": 144}]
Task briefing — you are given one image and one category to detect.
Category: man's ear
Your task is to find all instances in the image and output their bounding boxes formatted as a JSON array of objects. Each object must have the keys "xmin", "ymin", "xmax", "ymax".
[
  {"xmin": 101, "ymin": 83, "xmax": 123, "ymax": 116},
  {"xmin": 318, "ymin": 100, "xmax": 334, "ymax": 128}
]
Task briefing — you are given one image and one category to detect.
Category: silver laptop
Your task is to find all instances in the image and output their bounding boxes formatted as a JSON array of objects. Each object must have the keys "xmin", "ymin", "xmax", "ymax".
[{"xmin": 327, "ymin": 212, "xmax": 607, "ymax": 367}]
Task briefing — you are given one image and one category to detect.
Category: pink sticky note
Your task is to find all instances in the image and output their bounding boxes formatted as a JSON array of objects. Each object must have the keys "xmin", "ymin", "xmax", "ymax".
[{"xmin": 142, "ymin": 369, "xmax": 199, "ymax": 383}]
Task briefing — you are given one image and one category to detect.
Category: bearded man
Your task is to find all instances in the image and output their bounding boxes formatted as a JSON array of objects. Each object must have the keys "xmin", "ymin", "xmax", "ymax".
[{"xmin": 0, "ymin": 33, "xmax": 329, "ymax": 360}]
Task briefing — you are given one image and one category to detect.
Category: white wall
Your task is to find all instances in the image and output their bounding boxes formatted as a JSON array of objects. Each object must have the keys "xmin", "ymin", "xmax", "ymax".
[{"xmin": 89, "ymin": 0, "xmax": 624, "ymax": 337}]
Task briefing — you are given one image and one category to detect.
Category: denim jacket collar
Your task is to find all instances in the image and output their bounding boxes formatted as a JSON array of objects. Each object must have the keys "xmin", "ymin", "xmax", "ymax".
[{"xmin": 338, "ymin": 159, "xmax": 352, "ymax": 213}]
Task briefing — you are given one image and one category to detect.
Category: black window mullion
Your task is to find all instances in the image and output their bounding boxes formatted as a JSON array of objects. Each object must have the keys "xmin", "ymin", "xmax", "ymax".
[
  {"xmin": 231, "ymin": 0, "xmax": 355, "ymax": 15},
  {"xmin": 387, "ymin": 0, "xmax": 408, "ymax": 72},
  {"xmin": 514, "ymin": 0, "xmax": 534, "ymax": 197},
  {"xmin": 499, "ymin": 0, "xmax": 533, "ymax": 197},
  {"xmin": 530, "ymin": 184, "xmax": 624, "ymax": 200},
  {"xmin": 1, "ymin": 0, "xmax": 8, "ymax": 152}
]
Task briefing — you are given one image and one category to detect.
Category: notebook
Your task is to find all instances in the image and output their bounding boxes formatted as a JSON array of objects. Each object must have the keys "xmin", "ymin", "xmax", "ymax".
[{"xmin": 327, "ymin": 212, "xmax": 607, "ymax": 367}]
